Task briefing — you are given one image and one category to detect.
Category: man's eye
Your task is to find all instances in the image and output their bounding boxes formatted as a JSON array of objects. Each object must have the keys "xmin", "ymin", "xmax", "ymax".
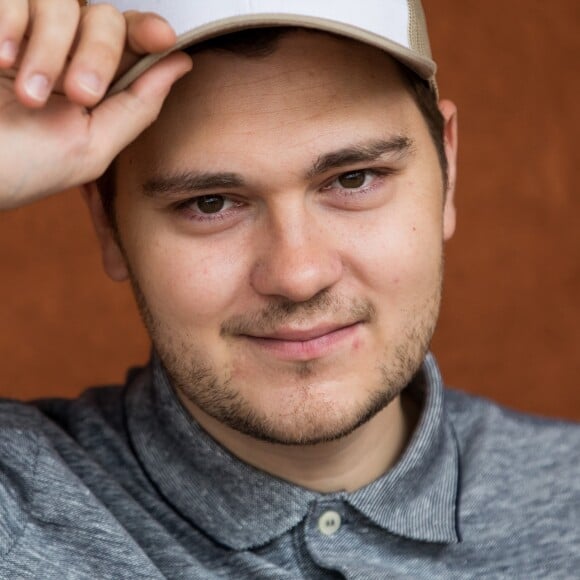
[
  {"xmin": 174, "ymin": 194, "xmax": 244, "ymax": 224},
  {"xmin": 337, "ymin": 171, "xmax": 367, "ymax": 189},
  {"xmin": 195, "ymin": 195, "xmax": 227, "ymax": 214},
  {"xmin": 325, "ymin": 170, "xmax": 382, "ymax": 193}
]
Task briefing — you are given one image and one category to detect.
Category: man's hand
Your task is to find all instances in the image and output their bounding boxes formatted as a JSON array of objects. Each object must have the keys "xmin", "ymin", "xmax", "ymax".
[{"xmin": 0, "ymin": 0, "xmax": 192, "ymax": 209}]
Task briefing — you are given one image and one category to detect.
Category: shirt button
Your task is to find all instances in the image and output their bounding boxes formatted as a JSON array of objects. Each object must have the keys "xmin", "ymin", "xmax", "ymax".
[{"xmin": 318, "ymin": 510, "xmax": 342, "ymax": 536}]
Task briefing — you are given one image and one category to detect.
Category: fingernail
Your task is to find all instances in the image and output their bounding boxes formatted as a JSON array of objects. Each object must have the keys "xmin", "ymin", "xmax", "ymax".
[
  {"xmin": 25, "ymin": 73, "xmax": 51, "ymax": 102},
  {"xmin": 77, "ymin": 71, "xmax": 102, "ymax": 97},
  {"xmin": 0, "ymin": 40, "xmax": 17, "ymax": 63}
]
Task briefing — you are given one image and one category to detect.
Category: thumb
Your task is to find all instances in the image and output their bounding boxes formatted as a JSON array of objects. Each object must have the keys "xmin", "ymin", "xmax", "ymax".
[{"xmin": 86, "ymin": 52, "xmax": 193, "ymax": 177}]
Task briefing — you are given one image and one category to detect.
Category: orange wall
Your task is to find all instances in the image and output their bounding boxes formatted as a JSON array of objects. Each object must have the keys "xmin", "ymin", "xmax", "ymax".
[{"xmin": 1, "ymin": 1, "xmax": 579, "ymax": 420}]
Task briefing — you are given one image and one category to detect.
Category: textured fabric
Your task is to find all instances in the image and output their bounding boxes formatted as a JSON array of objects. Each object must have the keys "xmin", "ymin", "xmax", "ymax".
[{"xmin": 0, "ymin": 354, "xmax": 578, "ymax": 579}]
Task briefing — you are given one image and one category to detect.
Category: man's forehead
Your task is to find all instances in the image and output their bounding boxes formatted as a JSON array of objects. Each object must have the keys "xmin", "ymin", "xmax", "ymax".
[
  {"xmin": 130, "ymin": 33, "xmax": 414, "ymax": 158},
  {"xmin": 112, "ymin": 30, "xmax": 427, "ymax": 191}
]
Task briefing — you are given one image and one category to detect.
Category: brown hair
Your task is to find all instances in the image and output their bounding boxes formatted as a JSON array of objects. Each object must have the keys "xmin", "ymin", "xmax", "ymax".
[{"xmin": 97, "ymin": 27, "xmax": 447, "ymax": 224}]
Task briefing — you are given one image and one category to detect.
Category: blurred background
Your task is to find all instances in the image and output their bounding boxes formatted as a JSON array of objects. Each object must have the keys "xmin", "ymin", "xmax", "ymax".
[{"xmin": 0, "ymin": 0, "xmax": 578, "ymax": 420}]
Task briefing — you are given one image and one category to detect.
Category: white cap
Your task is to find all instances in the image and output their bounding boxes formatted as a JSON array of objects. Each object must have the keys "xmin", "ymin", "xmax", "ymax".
[{"xmin": 86, "ymin": 0, "xmax": 437, "ymax": 95}]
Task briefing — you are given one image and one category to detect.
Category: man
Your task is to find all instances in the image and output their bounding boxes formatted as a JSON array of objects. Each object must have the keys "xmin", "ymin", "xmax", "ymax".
[{"xmin": 0, "ymin": 1, "xmax": 578, "ymax": 578}]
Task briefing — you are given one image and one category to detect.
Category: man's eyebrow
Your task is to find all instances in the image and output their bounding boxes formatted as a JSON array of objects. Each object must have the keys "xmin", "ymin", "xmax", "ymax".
[
  {"xmin": 142, "ymin": 172, "xmax": 245, "ymax": 198},
  {"xmin": 142, "ymin": 137, "xmax": 413, "ymax": 198},
  {"xmin": 307, "ymin": 136, "xmax": 414, "ymax": 178}
]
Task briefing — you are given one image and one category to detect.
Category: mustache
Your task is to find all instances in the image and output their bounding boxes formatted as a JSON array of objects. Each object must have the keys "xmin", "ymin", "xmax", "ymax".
[{"xmin": 220, "ymin": 291, "xmax": 376, "ymax": 336}]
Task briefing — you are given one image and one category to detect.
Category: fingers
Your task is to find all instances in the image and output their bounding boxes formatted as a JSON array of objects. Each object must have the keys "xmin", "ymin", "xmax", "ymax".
[
  {"xmin": 125, "ymin": 11, "xmax": 176, "ymax": 55},
  {"xmin": 2, "ymin": 0, "xmax": 179, "ymax": 109},
  {"xmin": 0, "ymin": 0, "xmax": 28, "ymax": 68},
  {"xmin": 63, "ymin": 3, "xmax": 127, "ymax": 107},
  {"xmin": 113, "ymin": 11, "xmax": 177, "ymax": 85},
  {"xmin": 86, "ymin": 52, "xmax": 192, "ymax": 178},
  {"xmin": 64, "ymin": 9, "xmax": 177, "ymax": 106},
  {"xmin": 14, "ymin": 0, "xmax": 80, "ymax": 107}
]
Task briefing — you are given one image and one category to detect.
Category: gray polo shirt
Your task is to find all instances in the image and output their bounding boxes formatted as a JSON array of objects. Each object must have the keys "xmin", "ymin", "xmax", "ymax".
[{"xmin": 0, "ymin": 353, "xmax": 578, "ymax": 579}]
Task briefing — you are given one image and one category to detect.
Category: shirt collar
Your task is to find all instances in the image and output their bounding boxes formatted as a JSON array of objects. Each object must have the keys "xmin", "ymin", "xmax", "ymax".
[
  {"xmin": 348, "ymin": 354, "xmax": 460, "ymax": 543},
  {"xmin": 125, "ymin": 353, "xmax": 459, "ymax": 550}
]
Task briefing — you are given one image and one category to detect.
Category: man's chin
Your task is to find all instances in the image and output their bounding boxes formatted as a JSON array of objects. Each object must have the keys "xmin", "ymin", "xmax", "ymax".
[{"xmin": 186, "ymin": 383, "xmax": 402, "ymax": 447}]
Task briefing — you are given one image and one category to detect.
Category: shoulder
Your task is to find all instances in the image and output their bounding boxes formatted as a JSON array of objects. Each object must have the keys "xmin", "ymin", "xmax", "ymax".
[
  {"xmin": 0, "ymin": 383, "xmax": 126, "ymax": 448},
  {"xmin": 444, "ymin": 387, "xmax": 580, "ymax": 550},
  {"xmin": 0, "ymin": 386, "xmax": 131, "ymax": 568},
  {"xmin": 0, "ymin": 399, "xmax": 59, "ymax": 558},
  {"xmin": 444, "ymin": 387, "xmax": 580, "ymax": 471}
]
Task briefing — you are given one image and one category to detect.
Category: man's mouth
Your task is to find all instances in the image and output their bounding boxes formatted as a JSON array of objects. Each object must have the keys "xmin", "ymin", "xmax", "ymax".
[{"xmin": 240, "ymin": 321, "xmax": 363, "ymax": 361}]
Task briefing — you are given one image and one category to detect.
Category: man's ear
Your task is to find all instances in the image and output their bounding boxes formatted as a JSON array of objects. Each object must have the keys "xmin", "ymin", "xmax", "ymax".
[
  {"xmin": 438, "ymin": 99, "xmax": 458, "ymax": 242},
  {"xmin": 82, "ymin": 182, "xmax": 129, "ymax": 282}
]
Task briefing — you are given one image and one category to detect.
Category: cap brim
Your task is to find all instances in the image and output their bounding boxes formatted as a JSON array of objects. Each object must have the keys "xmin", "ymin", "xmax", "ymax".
[{"xmin": 108, "ymin": 13, "xmax": 436, "ymax": 96}]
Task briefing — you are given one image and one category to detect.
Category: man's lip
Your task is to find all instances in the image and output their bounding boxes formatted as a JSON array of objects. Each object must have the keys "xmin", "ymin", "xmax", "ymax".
[
  {"xmin": 243, "ymin": 322, "xmax": 358, "ymax": 342},
  {"xmin": 239, "ymin": 322, "xmax": 363, "ymax": 361}
]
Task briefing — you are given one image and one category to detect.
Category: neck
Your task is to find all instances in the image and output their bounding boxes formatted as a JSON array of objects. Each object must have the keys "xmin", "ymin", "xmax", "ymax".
[{"xmin": 183, "ymin": 394, "xmax": 419, "ymax": 493}]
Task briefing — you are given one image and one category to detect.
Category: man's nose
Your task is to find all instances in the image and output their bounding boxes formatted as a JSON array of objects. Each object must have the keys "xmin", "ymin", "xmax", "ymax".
[{"xmin": 249, "ymin": 209, "xmax": 343, "ymax": 303}]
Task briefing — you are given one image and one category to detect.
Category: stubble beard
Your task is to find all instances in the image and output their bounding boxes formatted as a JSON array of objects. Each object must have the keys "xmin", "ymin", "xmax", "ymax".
[{"xmin": 128, "ymin": 265, "xmax": 442, "ymax": 446}]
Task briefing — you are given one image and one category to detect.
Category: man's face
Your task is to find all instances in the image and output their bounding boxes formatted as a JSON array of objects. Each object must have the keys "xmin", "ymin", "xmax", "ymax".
[{"xmin": 98, "ymin": 31, "xmax": 456, "ymax": 445}]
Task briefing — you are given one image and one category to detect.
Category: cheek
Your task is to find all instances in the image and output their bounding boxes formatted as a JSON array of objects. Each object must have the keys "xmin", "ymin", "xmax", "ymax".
[
  {"xmin": 125, "ymin": 234, "xmax": 250, "ymax": 329},
  {"xmin": 345, "ymin": 206, "xmax": 443, "ymax": 294}
]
